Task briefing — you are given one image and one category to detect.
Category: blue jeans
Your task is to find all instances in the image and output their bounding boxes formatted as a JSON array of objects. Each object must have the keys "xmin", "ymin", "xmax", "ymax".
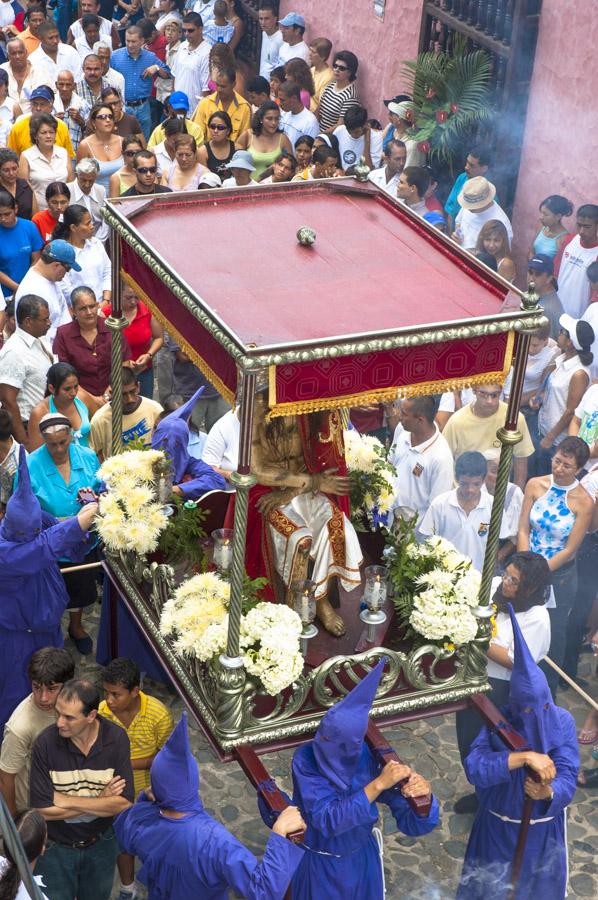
[
  {"xmin": 35, "ymin": 826, "xmax": 119, "ymax": 900},
  {"xmin": 137, "ymin": 365, "xmax": 154, "ymax": 399},
  {"xmin": 126, "ymin": 100, "xmax": 152, "ymax": 141}
]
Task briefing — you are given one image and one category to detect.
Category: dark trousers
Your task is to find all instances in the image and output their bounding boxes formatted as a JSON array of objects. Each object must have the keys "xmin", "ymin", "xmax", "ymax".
[
  {"xmin": 562, "ymin": 533, "xmax": 598, "ymax": 679},
  {"xmin": 540, "ymin": 560, "xmax": 578, "ymax": 697},
  {"xmin": 35, "ymin": 827, "xmax": 118, "ymax": 900},
  {"xmin": 456, "ymin": 677, "xmax": 511, "ymax": 767}
]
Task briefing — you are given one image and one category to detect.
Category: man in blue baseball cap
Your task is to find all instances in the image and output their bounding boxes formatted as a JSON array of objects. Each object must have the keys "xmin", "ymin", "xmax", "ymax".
[
  {"xmin": 14, "ymin": 241, "xmax": 81, "ymax": 340},
  {"xmin": 278, "ymin": 12, "xmax": 310, "ymax": 65},
  {"xmin": 147, "ymin": 90, "xmax": 204, "ymax": 150},
  {"xmin": 6, "ymin": 84, "xmax": 75, "ymax": 157},
  {"xmin": 527, "ymin": 253, "xmax": 564, "ymax": 339}
]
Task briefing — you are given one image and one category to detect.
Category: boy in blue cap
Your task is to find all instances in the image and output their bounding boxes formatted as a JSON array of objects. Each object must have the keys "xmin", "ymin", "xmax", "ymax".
[
  {"xmin": 290, "ymin": 659, "xmax": 439, "ymax": 899},
  {"xmin": 457, "ymin": 604, "xmax": 579, "ymax": 899}
]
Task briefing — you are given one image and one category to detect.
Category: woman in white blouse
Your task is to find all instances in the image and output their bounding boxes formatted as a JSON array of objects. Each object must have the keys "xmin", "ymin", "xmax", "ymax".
[
  {"xmin": 53, "ymin": 204, "xmax": 111, "ymax": 305},
  {"xmin": 18, "ymin": 113, "xmax": 73, "ymax": 211}
]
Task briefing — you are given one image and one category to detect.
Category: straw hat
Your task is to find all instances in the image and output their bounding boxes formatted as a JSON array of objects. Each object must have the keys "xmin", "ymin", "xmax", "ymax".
[{"xmin": 457, "ymin": 176, "xmax": 496, "ymax": 211}]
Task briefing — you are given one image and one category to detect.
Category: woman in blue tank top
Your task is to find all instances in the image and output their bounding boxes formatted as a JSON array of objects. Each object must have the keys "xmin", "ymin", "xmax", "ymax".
[
  {"xmin": 27, "ymin": 362, "xmax": 96, "ymax": 450},
  {"xmin": 531, "ymin": 194, "xmax": 573, "ymax": 259}
]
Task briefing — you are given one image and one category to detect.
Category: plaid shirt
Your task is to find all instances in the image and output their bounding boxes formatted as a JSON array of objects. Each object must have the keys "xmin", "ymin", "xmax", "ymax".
[{"xmin": 75, "ymin": 76, "xmax": 111, "ymax": 109}]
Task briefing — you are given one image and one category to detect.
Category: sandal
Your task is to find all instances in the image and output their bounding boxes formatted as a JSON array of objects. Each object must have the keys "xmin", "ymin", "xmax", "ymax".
[{"xmin": 578, "ymin": 729, "xmax": 598, "ymax": 745}]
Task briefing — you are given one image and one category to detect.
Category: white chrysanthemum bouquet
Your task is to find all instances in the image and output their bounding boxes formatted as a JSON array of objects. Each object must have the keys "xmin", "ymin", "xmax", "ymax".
[
  {"xmin": 386, "ymin": 520, "xmax": 481, "ymax": 648},
  {"xmin": 343, "ymin": 429, "xmax": 396, "ymax": 532},
  {"xmin": 159, "ymin": 572, "xmax": 304, "ymax": 695},
  {"xmin": 96, "ymin": 449, "xmax": 170, "ymax": 555}
]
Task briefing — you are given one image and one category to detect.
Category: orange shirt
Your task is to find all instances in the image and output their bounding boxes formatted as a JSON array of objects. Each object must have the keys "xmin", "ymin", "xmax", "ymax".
[{"xmin": 19, "ymin": 28, "xmax": 41, "ymax": 56}]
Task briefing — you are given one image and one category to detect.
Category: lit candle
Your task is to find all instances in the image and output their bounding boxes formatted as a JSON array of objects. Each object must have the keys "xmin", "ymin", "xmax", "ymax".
[
  {"xmin": 367, "ymin": 575, "xmax": 381, "ymax": 611},
  {"xmin": 215, "ymin": 539, "xmax": 233, "ymax": 571},
  {"xmin": 301, "ymin": 590, "xmax": 310, "ymax": 624}
]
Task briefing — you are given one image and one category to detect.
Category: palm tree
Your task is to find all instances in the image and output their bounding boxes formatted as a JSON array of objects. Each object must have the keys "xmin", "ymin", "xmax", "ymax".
[{"xmin": 401, "ymin": 36, "xmax": 493, "ymax": 171}]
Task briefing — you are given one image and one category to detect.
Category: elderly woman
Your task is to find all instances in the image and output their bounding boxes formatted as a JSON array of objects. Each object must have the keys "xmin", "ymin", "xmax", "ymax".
[
  {"xmin": 52, "ymin": 204, "xmax": 111, "ymax": 305},
  {"xmin": 18, "ymin": 113, "xmax": 73, "ymax": 210},
  {"xmin": 26, "ymin": 412, "xmax": 103, "ymax": 654},
  {"xmin": 518, "ymin": 435, "xmax": 594, "ymax": 695},
  {"xmin": 67, "ymin": 157, "xmax": 110, "ymax": 241},
  {"xmin": 53, "ymin": 286, "xmax": 132, "ymax": 397},
  {"xmin": 317, "ymin": 50, "xmax": 360, "ymax": 132},
  {"xmin": 161, "ymin": 133, "xmax": 208, "ymax": 191},
  {"xmin": 28, "ymin": 362, "xmax": 102, "ymax": 450},
  {"xmin": 102, "ymin": 281, "xmax": 164, "ymax": 398}
]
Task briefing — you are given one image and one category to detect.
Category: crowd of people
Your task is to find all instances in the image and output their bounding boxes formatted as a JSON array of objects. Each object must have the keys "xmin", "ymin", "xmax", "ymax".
[{"xmin": 0, "ymin": 1, "xmax": 597, "ymax": 899}]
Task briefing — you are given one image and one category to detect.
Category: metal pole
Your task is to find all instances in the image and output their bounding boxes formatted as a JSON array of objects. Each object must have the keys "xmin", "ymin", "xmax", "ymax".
[
  {"xmin": 0, "ymin": 795, "xmax": 45, "ymax": 900},
  {"xmin": 477, "ymin": 283, "xmax": 543, "ymax": 608},
  {"xmin": 104, "ymin": 230, "xmax": 127, "ymax": 456},
  {"xmin": 224, "ymin": 369, "xmax": 257, "ymax": 660}
]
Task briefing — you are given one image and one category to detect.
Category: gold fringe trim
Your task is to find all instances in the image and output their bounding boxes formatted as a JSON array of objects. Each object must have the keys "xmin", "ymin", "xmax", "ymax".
[
  {"xmin": 267, "ymin": 331, "xmax": 515, "ymax": 418},
  {"xmin": 120, "ymin": 269, "xmax": 236, "ymax": 406}
]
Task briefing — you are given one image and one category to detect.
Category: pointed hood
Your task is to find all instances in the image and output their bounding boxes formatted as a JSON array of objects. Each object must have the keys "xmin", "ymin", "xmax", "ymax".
[
  {"xmin": 150, "ymin": 713, "xmax": 203, "ymax": 814},
  {"xmin": 507, "ymin": 604, "xmax": 564, "ymax": 753},
  {"xmin": 313, "ymin": 658, "xmax": 386, "ymax": 791},
  {"xmin": 151, "ymin": 386, "xmax": 205, "ymax": 483},
  {"xmin": 0, "ymin": 446, "xmax": 42, "ymax": 543}
]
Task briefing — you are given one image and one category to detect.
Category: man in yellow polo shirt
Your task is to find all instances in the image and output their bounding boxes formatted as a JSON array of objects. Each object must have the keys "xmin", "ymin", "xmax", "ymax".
[
  {"xmin": 147, "ymin": 90, "xmax": 204, "ymax": 150},
  {"xmin": 7, "ymin": 85, "xmax": 75, "ymax": 157},
  {"xmin": 100, "ymin": 657, "xmax": 174, "ymax": 900},
  {"xmin": 192, "ymin": 63, "xmax": 250, "ymax": 143}
]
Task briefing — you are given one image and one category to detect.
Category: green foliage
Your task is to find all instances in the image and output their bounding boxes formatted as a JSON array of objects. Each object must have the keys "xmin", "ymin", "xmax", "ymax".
[
  {"xmin": 401, "ymin": 36, "xmax": 493, "ymax": 169},
  {"xmin": 157, "ymin": 495, "xmax": 208, "ymax": 568},
  {"xmin": 218, "ymin": 570, "xmax": 269, "ymax": 614}
]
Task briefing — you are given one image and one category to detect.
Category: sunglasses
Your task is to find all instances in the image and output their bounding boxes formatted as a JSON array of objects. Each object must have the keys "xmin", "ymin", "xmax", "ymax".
[
  {"xmin": 209, "ymin": 123, "xmax": 227, "ymax": 131},
  {"xmin": 137, "ymin": 166, "xmax": 157, "ymax": 174},
  {"xmin": 333, "ymin": 63, "xmax": 349, "ymax": 71},
  {"xmin": 95, "ymin": 113, "xmax": 114, "ymax": 120}
]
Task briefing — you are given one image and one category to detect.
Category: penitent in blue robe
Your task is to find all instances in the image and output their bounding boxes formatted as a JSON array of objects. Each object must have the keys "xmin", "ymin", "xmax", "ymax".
[
  {"xmin": 290, "ymin": 743, "xmax": 440, "ymax": 900},
  {"xmin": 456, "ymin": 709, "xmax": 578, "ymax": 900},
  {"xmin": 0, "ymin": 513, "xmax": 91, "ymax": 732},
  {"xmin": 114, "ymin": 714, "xmax": 304, "ymax": 900}
]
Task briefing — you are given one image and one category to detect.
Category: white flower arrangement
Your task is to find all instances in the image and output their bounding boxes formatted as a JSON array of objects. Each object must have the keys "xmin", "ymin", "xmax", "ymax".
[
  {"xmin": 343, "ymin": 429, "xmax": 396, "ymax": 531},
  {"xmin": 96, "ymin": 449, "xmax": 169, "ymax": 555},
  {"xmin": 387, "ymin": 528, "xmax": 481, "ymax": 648},
  {"xmin": 159, "ymin": 577, "xmax": 304, "ymax": 696}
]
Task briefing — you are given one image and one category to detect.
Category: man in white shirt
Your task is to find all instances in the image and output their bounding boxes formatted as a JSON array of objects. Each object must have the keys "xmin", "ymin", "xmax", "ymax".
[
  {"xmin": 1, "ymin": 38, "xmax": 46, "ymax": 116},
  {"xmin": 172, "ymin": 12, "xmax": 211, "ymax": 110},
  {"xmin": 556, "ymin": 204, "xmax": 598, "ymax": 319},
  {"xmin": 93, "ymin": 41, "xmax": 126, "ymax": 98},
  {"xmin": 278, "ymin": 81, "xmax": 319, "ymax": 143},
  {"xmin": 419, "ymin": 451, "xmax": 509, "ymax": 572},
  {"xmin": 388, "ymin": 396, "xmax": 454, "ymax": 524},
  {"xmin": 0, "ymin": 295, "xmax": 55, "ymax": 450},
  {"xmin": 368, "ymin": 139, "xmax": 407, "ymax": 196},
  {"xmin": 15, "ymin": 240, "xmax": 80, "ymax": 340},
  {"xmin": 396, "ymin": 165, "xmax": 430, "ymax": 216},
  {"xmin": 258, "ymin": 2, "xmax": 283, "ymax": 78},
  {"xmin": 202, "ymin": 408, "xmax": 240, "ymax": 477},
  {"xmin": 334, "ymin": 107, "xmax": 384, "ymax": 171},
  {"xmin": 453, "ymin": 175, "xmax": 512, "ymax": 251},
  {"xmin": 277, "ymin": 11, "xmax": 310, "ymax": 64},
  {"xmin": 67, "ymin": 159, "xmax": 109, "ymax": 242},
  {"xmin": 53, "ymin": 69, "xmax": 87, "ymax": 152},
  {"xmin": 29, "ymin": 20, "xmax": 83, "ymax": 84},
  {"xmin": 66, "ymin": 0, "xmax": 119, "ymax": 49}
]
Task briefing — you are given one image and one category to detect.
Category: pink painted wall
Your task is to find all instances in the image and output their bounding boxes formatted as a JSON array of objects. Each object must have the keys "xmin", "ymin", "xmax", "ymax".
[
  {"xmin": 278, "ymin": 0, "xmax": 423, "ymax": 122},
  {"xmin": 510, "ymin": 0, "xmax": 598, "ymax": 286}
]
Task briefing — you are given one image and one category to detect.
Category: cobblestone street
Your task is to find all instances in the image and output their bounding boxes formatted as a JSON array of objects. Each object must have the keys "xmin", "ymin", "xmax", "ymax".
[{"xmin": 76, "ymin": 603, "xmax": 598, "ymax": 899}]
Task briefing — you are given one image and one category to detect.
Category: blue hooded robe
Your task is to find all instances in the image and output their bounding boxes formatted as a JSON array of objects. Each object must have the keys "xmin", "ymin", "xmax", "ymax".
[
  {"xmin": 457, "ymin": 605, "xmax": 579, "ymax": 900},
  {"xmin": 290, "ymin": 660, "xmax": 439, "ymax": 900},
  {"xmin": 0, "ymin": 447, "xmax": 92, "ymax": 731},
  {"xmin": 97, "ymin": 386, "xmax": 227, "ymax": 679},
  {"xmin": 114, "ymin": 714, "xmax": 304, "ymax": 900}
]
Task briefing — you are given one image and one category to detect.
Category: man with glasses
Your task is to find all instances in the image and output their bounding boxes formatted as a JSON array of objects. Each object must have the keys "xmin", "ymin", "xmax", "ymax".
[
  {"xmin": 121, "ymin": 149, "xmax": 173, "ymax": 196},
  {"xmin": 0, "ymin": 647, "xmax": 75, "ymax": 817},
  {"xmin": 111, "ymin": 25, "xmax": 172, "ymax": 140},
  {"xmin": 442, "ymin": 383, "xmax": 535, "ymax": 488},
  {"xmin": 15, "ymin": 241, "xmax": 81, "ymax": 340},
  {"xmin": 172, "ymin": 12, "xmax": 211, "ymax": 112}
]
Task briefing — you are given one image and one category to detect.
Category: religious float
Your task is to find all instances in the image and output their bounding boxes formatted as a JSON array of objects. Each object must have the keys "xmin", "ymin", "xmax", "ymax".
[{"xmin": 99, "ymin": 175, "xmax": 545, "ymax": 770}]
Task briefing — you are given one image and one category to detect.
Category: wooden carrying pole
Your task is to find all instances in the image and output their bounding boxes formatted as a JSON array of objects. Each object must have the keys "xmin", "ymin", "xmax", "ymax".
[
  {"xmin": 543, "ymin": 656, "xmax": 598, "ymax": 712},
  {"xmin": 365, "ymin": 719, "xmax": 432, "ymax": 816},
  {"xmin": 469, "ymin": 693, "xmax": 541, "ymax": 900}
]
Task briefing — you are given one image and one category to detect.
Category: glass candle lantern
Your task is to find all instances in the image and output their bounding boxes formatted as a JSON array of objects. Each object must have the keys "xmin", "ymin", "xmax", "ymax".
[
  {"xmin": 363, "ymin": 565, "xmax": 388, "ymax": 612},
  {"xmin": 291, "ymin": 580, "xmax": 317, "ymax": 654},
  {"xmin": 211, "ymin": 528, "xmax": 233, "ymax": 572}
]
